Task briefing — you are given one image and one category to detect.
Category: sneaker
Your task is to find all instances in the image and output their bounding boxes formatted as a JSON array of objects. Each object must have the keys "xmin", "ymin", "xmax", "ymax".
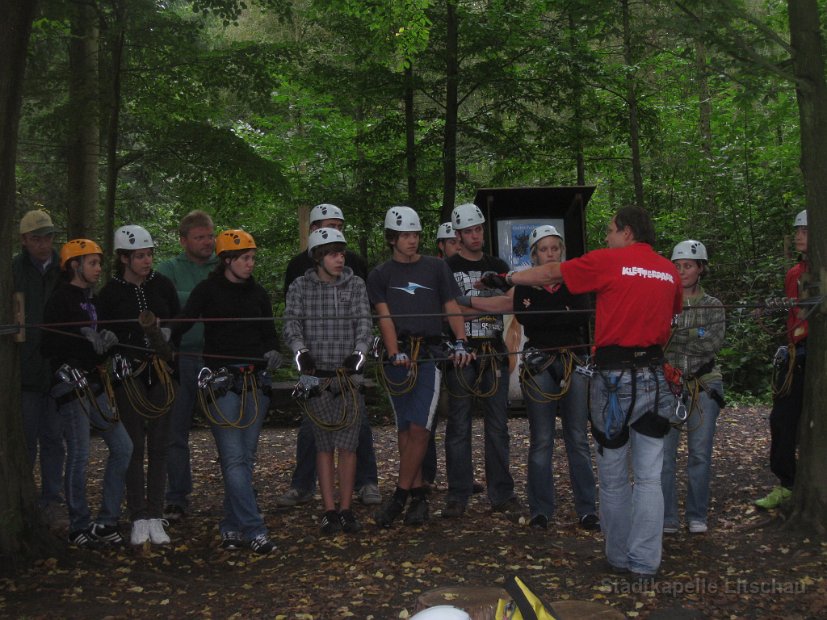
[
  {"xmin": 148, "ymin": 518, "xmax": 171, "ymax": 544},
  {"xmin": 441, "ymin": 500, "xmax": 466, "ymax": 519},
  {"xmin": 492, "ymin": 497, "xmax": 522, "ymax": 522},
  {"xmin": 404, "ymin": 497, "xmax": 430, "ymax": 526},
  {"xmin": 754, "ymin": 486, "xmax": 792, "ymax": 509},
  {"xmin": 529, "ymin": 515, "xmax": 548, "ymax": 530},
  {"xmin": 163, "ymin": 504, "xmax": 185, "ymax": 522},
  {"xmin": 90, "ymin": 522, "xmax": 124, "ymax": 545},
  {"xmin": 68, "ymin": 527, "xmax": 101, "ymax": 549},
  {"xmin": 663, "ymin": 524, "xmax": 679, "ymax": 535},
  {"xmin": 338, "ymin": 509, "xmax": 363, "ymax": 534},
  {"xmin": 579, "ymin": 513, "xmax": 600, "ymax": 531},
  {"xmin": 248, "ymin": 533, "xmax": 276, "ymax": 554},
  {"xmin": 130, "ymin": 519, "xmax": 150, "ymax": 545},
  {"xmin": 220, "ymin": 531, "xmax": 243, "ymax": 550},
  {"xmin": 688, "ymin": 520, "xmax": 708, "ymax": 534},
  {"xmin": 358, "ymin": 483, "xmax": 382, "ymax": 505},
  {"xmin": 320, "ymin": 510, "xmax": 343, "ymax": 535},
  {"xmin": 275, "ymin": 488, "xmax": 314, "ymax": 507},
  {"xmin": 374, "ymin": 497, "xmax": 405, "ymax": 528}
]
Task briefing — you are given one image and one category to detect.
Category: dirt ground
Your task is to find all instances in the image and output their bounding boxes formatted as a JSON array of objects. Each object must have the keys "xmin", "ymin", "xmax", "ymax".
[{"xmin": 2, "ymin": 404, "xmax": 826, "ymax": 619}]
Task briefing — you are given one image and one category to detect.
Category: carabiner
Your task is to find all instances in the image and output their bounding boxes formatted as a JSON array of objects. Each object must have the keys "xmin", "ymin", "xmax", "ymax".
[{"xmin": 674, "ymin": 396, "xmax": 688, "ymax": 422}]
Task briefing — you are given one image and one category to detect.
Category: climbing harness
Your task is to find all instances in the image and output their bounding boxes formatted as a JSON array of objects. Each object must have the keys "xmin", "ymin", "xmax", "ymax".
[
  {"xmin": 114, "ymin": 353, "xmax": 176, "ymax": 419},
  {"xmin": 52, "ymin": 363, "xmax": 119, "ymax": 430},
  {"xmin": 519, "ymin": 347, "xmax": 580, "ymax": 403},
  {"xmin": 446, "ymin": 339, "xmax": 500, "ymax": 399},
  {"xmin": 293, "ymin": 368, "xmax": 363, "ymax": 432},
  {"xmin": 197, "ymin": 365, "xmax": 267, "ymax": 428}
]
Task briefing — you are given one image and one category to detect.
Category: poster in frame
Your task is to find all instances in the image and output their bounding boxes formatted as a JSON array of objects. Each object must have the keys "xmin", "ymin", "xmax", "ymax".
[{"xmin": 496, "ymin": 217, "xmax": 565, "ymax": 270}]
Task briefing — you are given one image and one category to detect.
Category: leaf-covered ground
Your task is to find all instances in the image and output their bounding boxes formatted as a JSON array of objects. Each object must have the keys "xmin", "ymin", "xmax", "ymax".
[{"xmin": 3, "ymin": 405, "xmax": 826, "ymax": 619}]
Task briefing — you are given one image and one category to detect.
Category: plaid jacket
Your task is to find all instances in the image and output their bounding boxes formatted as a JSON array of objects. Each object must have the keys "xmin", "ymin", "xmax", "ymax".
[
  {"xmin": 283, "ymin": 267, "xmax": 373, "ymax": 372},
  {"xmin": 666, "ymin": 287, "xmax": 725, "ymax": 380}
]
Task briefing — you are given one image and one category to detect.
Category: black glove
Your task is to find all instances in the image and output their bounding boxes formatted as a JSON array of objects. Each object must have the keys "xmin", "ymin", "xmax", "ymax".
[
  {"xmin": 342, "ymin": 350, "xmax": 366, "ymax": 373},
  {"xmin": 264, "ymin": 350, "xmax": 283, "ymax": 371},
  {"xmin": 479, "ymin": 271, "xmax": 510, "ymax": 290},
  {"xmin": 294, "ymin": 349, "xmax": 316, "ymax": 374}
]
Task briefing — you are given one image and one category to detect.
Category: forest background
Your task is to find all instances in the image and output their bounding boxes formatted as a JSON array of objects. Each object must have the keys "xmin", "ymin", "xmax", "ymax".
[
  {"xmin": 3, "ymin": 0, "xmax": 827, "ymax": 563},
  {"xmin": 13, "ymin": 0, "xmax": 810, "ymax": 401}
]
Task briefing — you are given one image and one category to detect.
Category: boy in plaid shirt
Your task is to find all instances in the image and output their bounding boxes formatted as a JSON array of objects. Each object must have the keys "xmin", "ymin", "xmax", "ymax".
[{"xmin": 283, "ymin": 228, "xmax": 373, "ymax": 534}]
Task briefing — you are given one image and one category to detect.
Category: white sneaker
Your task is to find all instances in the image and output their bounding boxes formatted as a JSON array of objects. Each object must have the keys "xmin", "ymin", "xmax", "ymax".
[
  {"xmin": 130, "ymin": 519, "xmax": 150, "ymax": 545},
  {"xmin": 663, "ymin": 524, "xmax": 679, "ymax": 534},
  {"xmin": 148, "ymin": 518, "xmax": 171, "ymax": 544},
  {"xmin": 688, "ymin": 521, "xmax": 708, "ymax": 534},
  {"xmin": 358, "ymin": 483, "xmax": 382, "ymax": 505}
]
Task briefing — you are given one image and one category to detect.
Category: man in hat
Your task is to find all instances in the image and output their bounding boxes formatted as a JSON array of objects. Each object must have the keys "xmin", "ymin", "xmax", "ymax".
[{"xmin": 13, "ymin": 209, "xmax": 66, "ymax": 528}]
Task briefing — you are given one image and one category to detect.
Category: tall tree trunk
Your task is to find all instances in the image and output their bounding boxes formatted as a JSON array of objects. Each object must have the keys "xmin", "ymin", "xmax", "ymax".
[
  {"xmin": 786, "ymin": 0, "xmax": 827, "ymax": 534},
  {"xmin": 568, "ymin": 11, "xmax": 586, "ymax": 186},
  {"xmin": 0, "ymin": 0, "xmax": 57, "ymax": 562},
  {"xmin": 696, "ymin": 39, "xmax": 715, "ymax": 217},
  {"xmin": 621, "ymin": 0, "xmax": 644, "ymax": 208},
  {"xmin": 67, "ymin": 0, "xmax": 101, "ymax": 239},
  {"xmin": 103, "ymin": 0, "xmax": 125, "ymax": 280},
  {"xmin": 404, "ymin": 65, "xmax": 419, "ymax": 209},
  {"xmin": 441, "ymin": 0, "xmax": 459, "ymax": 222}
]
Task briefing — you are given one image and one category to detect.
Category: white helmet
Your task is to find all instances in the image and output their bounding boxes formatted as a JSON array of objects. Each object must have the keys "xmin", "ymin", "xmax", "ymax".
[
  {"xmin": 114, "ymin": 225, "xmax": 154, "ymax": 251},
  {"xmin": 671, "ymin": 239, "xmax": 708, "ymax": 262},
  {"xmin": 529, "ymin": 225, "xmax": 563, "ymax": 250},
  {"xmin": 307, "ymin": 227, "xmax": 347, "ymax": 254},
  {"xmin": 309, "ymin": 203, "xmax": 344, "ymax": 225},
  {"xmin": 451, "ymin": 203, "xmax": 485, "ymax": 230},
  {"xmin": 794, "ymin": 210, "xmax": 807, "ymax": 227},
  {"xmin": 410, "ymin": 606, "xmax": 471, "ymax": 620},
  {"xmin": 384, "ymin": 206, "xmax": 422, "ymax": 232},
  {"xmin": 437, "ymin": 222, "xmax": 455, "ymax": 240}
]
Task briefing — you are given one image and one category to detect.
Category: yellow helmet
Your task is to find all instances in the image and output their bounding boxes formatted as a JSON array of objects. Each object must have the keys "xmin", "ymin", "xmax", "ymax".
[
  {"xmin": 60, "ymin": 238, "xmax": 103, "ymax": 268},
  {"xmin": 215, "ymin": 229, "xmax": 256, "ymax": 256}
]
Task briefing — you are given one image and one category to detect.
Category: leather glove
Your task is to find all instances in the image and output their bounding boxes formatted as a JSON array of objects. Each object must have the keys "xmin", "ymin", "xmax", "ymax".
[
  {"xmin": 479, "ymin": 271, "xmax": 510, "ymax": 291},
  {"xmin": 80, "ymin": 327, "xmax": 105, "ymax": 355},
  {"xmin": 342, "ymin": 350, "xmax": 366, "ymax": 373},
  {"xmin": 452, "ymin": 339, "xmax": 474, "ymax": 367},
  {"xmin": 160, "ymin": 327, "xmax": 172, "ymax": 342},
  {"xmin": 294, "ymin": 349, "xmax": 316, "ymax": 374},
  {"xmin": 264, "ymin": 350, "xmax": 283, "ymax": 371},
  {"xmin": 99, "ymin": 329, "xmax": 118, "ymax": 352},
  {"xmin": 389, "ymin": 352, "xmax": 410, "ymax": 366}
]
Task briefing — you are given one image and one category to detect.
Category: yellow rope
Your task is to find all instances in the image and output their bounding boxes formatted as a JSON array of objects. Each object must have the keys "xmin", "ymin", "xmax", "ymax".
[
  {"xmin": 300, "ymin": 369, "xmax": 362, "ymax": 432},
  {"xmin": 197, "ymin": 367, "xmax": 261, "ymax": 429},
  {"xmin": 519, "ymin": 348, "xmax": 577, "ymax": 403},
  {"xmin": 118, "ymin": 357, "xmax": 176, "ymax": 418}
]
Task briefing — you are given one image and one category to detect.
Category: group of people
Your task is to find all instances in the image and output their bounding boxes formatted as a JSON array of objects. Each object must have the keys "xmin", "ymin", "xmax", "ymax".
[{"xmin": 15, "ymin": 202, "xmax": 808, "ymax": 574}]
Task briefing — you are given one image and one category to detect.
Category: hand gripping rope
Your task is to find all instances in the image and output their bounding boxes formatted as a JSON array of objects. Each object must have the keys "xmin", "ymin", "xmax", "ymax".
[
  {"xmin": 376, "ymin": 336, "xmax": 422, "ymax": 396},
  {"xmin": 446, "ymin": 340, "xmax": 500, "ymax": 398},
  {"xmin": 196, "ymin": 365, "xmax": 263, "ymax": 429},
  {"xmin": 292, "ymin": 368, "xmax": 363, "ymax": 432}
]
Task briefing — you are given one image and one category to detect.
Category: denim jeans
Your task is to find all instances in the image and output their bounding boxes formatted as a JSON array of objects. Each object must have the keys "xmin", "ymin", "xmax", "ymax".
[
  {"xmin": 523, "ymin": 362, "xmax": 596, "ymax": 519},
  {"xmin": 61, "ymin": 392, "xmax": 132, "ymax": 532},
  {"xmin": 22, "ymin": 390, "xmax": 65, "ymax": 507},
  {"xmin": 208, "ymin": 381, "xmax": 269, "ymax": 540},
  {"xmin": 662, "ymin": 380, "xmax": 723, "ymax": 527},
  {"xmin": 117, "ymin": 380, "xmax": 173, "ymax": 521},
  {"xmin": 166, "ymin": 355, "xmax": 202, "ymax": 509},
  {"xmin": 591, "ymin": 366, "xmax": 672, "ymax": 575},
  {"xmin": 445, "ymin": 356, "xmax": 514, "ymax": 506},
  {"xmin": 289, "ymin": 401, "xmax": 378, "ymax": 493}
]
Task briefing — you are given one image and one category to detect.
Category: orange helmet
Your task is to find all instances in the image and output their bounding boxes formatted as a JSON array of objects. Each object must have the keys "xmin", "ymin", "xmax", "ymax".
[
  {"xmin": 215, "ymin": 229, "xmax": 256, "ymax": 256},
  {"xmin": 60, "ymin": 238, "xmax": 103, "ymax": 268}
]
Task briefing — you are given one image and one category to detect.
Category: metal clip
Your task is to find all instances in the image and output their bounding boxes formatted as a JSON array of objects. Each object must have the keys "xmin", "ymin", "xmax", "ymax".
[
  {"xmin": 197, "ymin": 367, "xmax": 213, "ymax": 390},
  {"xmin": 370, "ymin": 335, "xmax": 383, "ymax": 359},
  {"xmin": 57, "ymin": 363, "xmax": 88, "ymax": 389},
  {"xmin": 523, "ymin": 347, "xmax": 549, "ymax": 375},
  {"xmin": 292, "ymin": 374, "xmax": 321, "ymax": 400},
  {"xmin": 674, "ymin": 397, "xmax": 688, "ymax": 422},
  {"xmin": 112, "ymin": 354, "xmax": 132, "ymax": 380},
  {"xmin": 575, "ymin": 363, "xmax": 595, "ymax": 378}
]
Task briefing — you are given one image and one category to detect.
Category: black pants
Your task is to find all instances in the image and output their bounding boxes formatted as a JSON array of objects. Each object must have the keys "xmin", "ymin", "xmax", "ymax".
[{"xmin": 769, "ymin": 353, "xmax": 805, "ymax": 488}]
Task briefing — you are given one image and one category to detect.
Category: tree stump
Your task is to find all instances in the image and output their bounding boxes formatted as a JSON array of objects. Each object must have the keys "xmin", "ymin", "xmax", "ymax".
[{"xmin": 414, "ymin": 586, "xmax": 626, "ymax": 620}]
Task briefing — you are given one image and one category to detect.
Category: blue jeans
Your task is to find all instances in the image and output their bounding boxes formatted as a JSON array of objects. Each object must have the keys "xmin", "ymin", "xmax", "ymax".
[
  {"xmin": 22, "ymin": 390, "xmax": 65, "ymax": 507},
  {"xmin": 166, "ymin": 355, "xmax": 202, "ymax": 509},
  {"xmin": 208, "ymin": 382, "xmax": 269, "ymax": 540},
  {"xmin": 523, "ymin": 363, "xmax": 596, "ymax": 519},
  {"xmin": 591, "ymin": 367, "xmax": 672, "ymax": 575},
  {"xmin": 445, "ymin": 356, "xmax": 514, "ymax": 506},
  {"xmin": 289, "ymin": 400, "xmax": 378, "ymax": 493},
  {"xmin": 661, "ymin": 380, "xmax": 723, "ymax": 527},
  {"xmin": 61, "ymin": 392, "xmax": 132, "ymax": 532}
]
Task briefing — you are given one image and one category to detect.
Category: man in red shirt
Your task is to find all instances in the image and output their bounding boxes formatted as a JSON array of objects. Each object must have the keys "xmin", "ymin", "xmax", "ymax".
[
  {"xmin": 755, "ymin": 210, "xmax": 808, "ymax": 509},
  {"xmin": 482, "ymin": 206, "xmax": 682, "ymax": 578}
]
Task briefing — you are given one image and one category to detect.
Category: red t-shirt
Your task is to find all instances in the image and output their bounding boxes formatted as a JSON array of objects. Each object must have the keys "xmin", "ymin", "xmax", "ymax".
[
  {"xmin": 560, "ymin": 243, "xmax": 682, "ymax": 348},
  {"xmin": 785, "ymin": 260, "xmax": 808, "ymax": 344}
]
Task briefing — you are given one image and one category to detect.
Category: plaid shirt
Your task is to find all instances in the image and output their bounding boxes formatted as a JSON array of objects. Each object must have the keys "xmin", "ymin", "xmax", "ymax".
[
  {"xmin": 666, "ymin": 287, "xmax": 725, "ymax": 380},
  {"xmin": 283, "ymin": 267, "xmax": 373, "ymax": 372}
]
